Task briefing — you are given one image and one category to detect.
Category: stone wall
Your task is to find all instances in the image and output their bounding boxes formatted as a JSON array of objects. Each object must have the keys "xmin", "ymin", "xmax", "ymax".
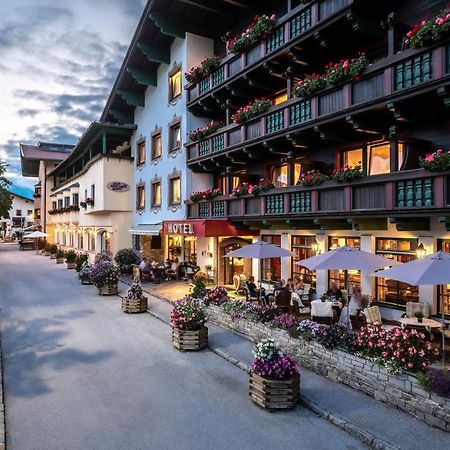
[
  {"xmin": 206, "ymin": 305, "xmax": 450, "ymax": 432},
  {"xmin": 141, "ymin": 236, "xmax": 163, "ymax": 263}
]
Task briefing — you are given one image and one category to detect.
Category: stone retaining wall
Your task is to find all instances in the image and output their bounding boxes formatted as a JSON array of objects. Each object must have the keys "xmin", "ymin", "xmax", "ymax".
[{"xmin": 206, "ymin": 305, "xmax": 450, "ymax": 432}]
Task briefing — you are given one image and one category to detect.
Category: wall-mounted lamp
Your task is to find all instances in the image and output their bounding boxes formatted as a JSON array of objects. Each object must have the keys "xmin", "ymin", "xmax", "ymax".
[
  {"xmin": 311, "ymin": 239, "xmax": 320, "ymax": 255},
  {"xmin": 416, "ymin": 243, "xmax": 427, "ymax": 259}
]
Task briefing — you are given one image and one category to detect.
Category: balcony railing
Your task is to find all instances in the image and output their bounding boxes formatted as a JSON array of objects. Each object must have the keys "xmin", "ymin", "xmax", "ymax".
[
  {"xmin": 186, "ymin": 0, "xmax": 353, "ymax": 104},
  {"xmin": 187, "ymin": 169, "xmax": 450, "ymax": 220},
  {"xmin": 187, "ymin": 42, "xmax": 450, "ymax": 163}
]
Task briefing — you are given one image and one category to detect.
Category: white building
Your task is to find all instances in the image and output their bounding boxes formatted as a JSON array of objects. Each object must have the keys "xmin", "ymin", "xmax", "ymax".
[{"xmin": 0, "ymin": 185, "xmax": 34, "ymax": 238}]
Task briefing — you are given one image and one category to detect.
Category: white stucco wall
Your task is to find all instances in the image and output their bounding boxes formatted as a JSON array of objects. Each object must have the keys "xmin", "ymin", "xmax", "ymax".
[{"xmin": 0, "ymin": 194, "xmax": 34, "ymax": 235}]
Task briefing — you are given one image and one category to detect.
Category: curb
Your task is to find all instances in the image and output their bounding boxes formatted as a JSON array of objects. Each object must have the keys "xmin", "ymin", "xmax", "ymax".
[{"xmin": 0, "ymin": 325, "xmax": 6, "ymax": 449}]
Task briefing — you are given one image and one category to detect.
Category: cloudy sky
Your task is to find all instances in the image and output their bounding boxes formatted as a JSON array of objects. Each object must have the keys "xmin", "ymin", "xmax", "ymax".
[{"xmin": 0, "ymin": 0, "xmax": 146, "ymax": 190}]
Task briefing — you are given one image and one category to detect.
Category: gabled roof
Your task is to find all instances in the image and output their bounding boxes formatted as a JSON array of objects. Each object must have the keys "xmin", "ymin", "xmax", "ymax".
[{"xmin": 8, "ymin": 184, "xmax": 34, "ymax": 201}]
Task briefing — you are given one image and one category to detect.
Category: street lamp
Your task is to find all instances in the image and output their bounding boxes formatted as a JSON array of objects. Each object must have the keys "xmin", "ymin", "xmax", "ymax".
[{"xmin": 416, "ymin": 243, "xmax": 427, "ymax": 259}]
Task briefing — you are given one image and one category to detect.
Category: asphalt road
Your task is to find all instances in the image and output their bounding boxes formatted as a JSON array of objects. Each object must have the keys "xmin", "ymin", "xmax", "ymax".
[{"xmin": 0, "ymin": 246, "xmax": 364, "ymax": 450}]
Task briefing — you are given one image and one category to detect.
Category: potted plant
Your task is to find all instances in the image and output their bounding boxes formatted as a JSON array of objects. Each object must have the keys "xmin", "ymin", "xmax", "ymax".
[
  {"xmin": 75, "ymin": 253, "xmax": 89, "ymax": 272},
  {"xmin": 94, "ymin": 250, "xmax": 113, "ymax": 264},
  {"xmin": 419, "ymin": 149, "xmax": 450, "ymax": 171},
  {"xmin": 44, "ymin": 242, "xmax": 52, "ymax": 256},
  {"xmin": 65, "ymin": 250, "xmax": 77, "ymax": 269},
  {"xmin": 90, "ymin": 260, "xmax": 121, "ymax": 295},
  {"xmin": 114, "ymin": 248, "xmax": 140, "ymax": 274},
  {"xmin": 78, "ymin": 262, "xmax": 94, "ymax": 285},
  {"xmin": 121, "ymin": 280, "xmax": 148, "ymax": 313},
  {"xmin": 49, "ymin": 244, "xmax": 57, "ymax": 259},
  {"xmin": 171, "ymin": 296, "xmax": 208, "ymax": 351},
  {"xmin": 249, "ymin": 338, "xmax": 299, "ymax": 410},
  {"xmin": 415, "ymin": 311, "xmax": 424, "ymax": 323},
  {"xmin": 55, "ymin": 249, "xmax": 66, "ymax": 264}
]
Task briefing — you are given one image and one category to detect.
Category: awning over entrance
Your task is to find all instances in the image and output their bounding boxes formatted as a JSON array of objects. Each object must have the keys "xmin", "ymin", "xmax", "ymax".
[
  {"xmin": 128, "ymin": 223, "xmax": 162, "ymax": 236},
  {"xmin": 162, "ymin": 219, "xmax": 258, "ymax": 237}
]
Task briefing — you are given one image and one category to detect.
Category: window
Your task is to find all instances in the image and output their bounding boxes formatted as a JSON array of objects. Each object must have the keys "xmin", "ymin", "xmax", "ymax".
[
  {"xmin": 169, "ymin": 177, "xmax": 181, "ymax": 205},
  {"xmin": 169, "ymin": 69, "xmax": 182, "ymax": 101},
  {"xmin": 52, "ymin": 201, "xmax": 57, "ymax": 210},
  {"xmin": 137, "ymin": 141, "xmax": 146, "ymax": 165},
  {"xmin": 438, "ymin": 240, "xmax": 450, "ymax": 316},
  {"xmin": 12, "ymin": 217, "xmax": 24, "ymax": 227},
  {"xmin": 271, "ymin": 164, "xmax": 288, "ymax": 188},
  {"xmin": 291, "ymin": 236, "xmax": 317, "ymax": 285},
  {"xmin": 368, "ymin": 143, "xmax": 390, "ymax": 176},
  {"xmin": 57, "ymin": 199, "xmax": 63, "ymax": 209},
  {"xmin": 398, "ymin": 142, "xmax": 404, "ymax": 171},
  {"xmin": 328, "ymin": 237, "xmax": 361, "ymax": 290},
  {"xmin": 343, "ymin": 148, "xmax": 362, "ymax": 169},
  {"xmin": 27, "ymin": 209, "xmax": 33, "ymax": 216},
  {"xmin": 375, "ymin": 238, "xmax": 418, "ymax": 307},
  {"xmin": 152, "ymin": 132, "xmax": 162, "ymax": 160},
  {"xmin": 16, "ymin": 210, "xmax": 22, "ymax": 216},
  {"xmin": 64, "ymin": 197, "xmax": 70, "ymax": 207},
  {"xmin": 137, "ymin": 185, "xmax": 145, "ymax": 210},
  {"xmin": 91, "ymin": 184, "xmax": 95, "ymax": 201},
  {"xmin": 132, "ymin": 234, "xmax": 141, "ymax": 252},
  {"xmin": 262, "ymin": 235, "xmax": 281, "ymax": 281},
  {"xmin": 169, "ymin": 123, "xmax": 182, "ymax": 152},
  {"xmin": 151, "ymin": 182, "xmax": 161, "ymax": 208},
  {"xmin": 274, "ymin": 92, "xmax": 288, "ymax": 105},
  {"xmin": 72, "ymin": 193, "xmax": 79, "ymax": 206}
]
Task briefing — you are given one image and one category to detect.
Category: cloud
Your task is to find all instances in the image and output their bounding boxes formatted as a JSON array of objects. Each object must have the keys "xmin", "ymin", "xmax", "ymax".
[{"xmin": 17, "ymin": 108, "xmax": 40, "ymax": 118}]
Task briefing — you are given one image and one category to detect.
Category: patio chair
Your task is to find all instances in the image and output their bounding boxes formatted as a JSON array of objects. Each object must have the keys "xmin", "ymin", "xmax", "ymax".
[
  {"xmin": 244, "ymin": 285, "xmax": 259, "ymax": 304},
  {"xmin": 311, "ymin": 300, "xmax": 334, "ymax": 325},
  {"xmin": 274, "ymin": 289, "xmax": 291, "ymax": 313},
  {"xmin": 350, "ymin": 313, "xmax": 367, "ymax": 330},
  {"xmin": 363, "ymin": 305, "xmax": 382, "ymax": 324},
  {"xmin": 405, "ymin": 302, "xmax": 431, "ymax": 319},
  {"xmin": 233, "ymin": 274, "xmax": 247, "ymax": 294}
]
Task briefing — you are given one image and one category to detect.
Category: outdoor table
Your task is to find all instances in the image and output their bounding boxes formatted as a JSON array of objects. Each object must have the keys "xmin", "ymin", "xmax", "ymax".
[{"xmin": 399, "ymin": 317, "xmax": 442, "ymax": 329}]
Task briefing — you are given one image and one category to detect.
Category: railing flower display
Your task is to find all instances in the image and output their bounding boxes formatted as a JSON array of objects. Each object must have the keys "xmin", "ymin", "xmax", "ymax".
[
  {"xmin": 189, "ymin": 188, "xmax": 222, "ymax": 202},
  {"xmin": 230, "ymin": 178, "xmax": 274, "ymax": 197},
  {"xmin": 405, "ymin": 10, "xmax": 450, "ymax": 48},
  {"xmin": 79, "ymin": 201, "xmax": 87, "ymax": 209},
  {"xmin": 332, "ymin": 164, "xmax": 363, "ymax": 183},
  {"xmin": 231, "ymin": 98, "xmax": 271, "ymax": 124},
  {"xmin": 299, "ymin": 170, "xmax": 329, "ymax": 187},
  {"xmin": 185, "ymin": 56, "xmax": 221, "ymax": 84},
  {"xmin": 419, "ymin": 149, "xmax": 450, "ymax": 171},
  {"xmin": 224, "ymin": 14, "xmax": 276, "ymax": 55},
  {"xmin": 292, "ymin": 73, "xmax": 327, "ymax": 98},
  {"xmin": 85, "ymin": 197, "xmax": 94, "ymax": 206},
  {"xmin": 188, "ymin": 120, "xmax": 223, "ymax": 142}
]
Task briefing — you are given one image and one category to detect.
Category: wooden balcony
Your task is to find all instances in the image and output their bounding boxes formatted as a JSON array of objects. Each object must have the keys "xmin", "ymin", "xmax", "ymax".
[
  {"xmin": 186, "ymin": 0, "xmax": 355, "ymax": 105},
  {"xmin": 186, "ymin": 169, "xmax": 450, "ymax": 228},
  {"xmin": 186, "ymin": 42, "xmax": 450, "ymax": 166}
]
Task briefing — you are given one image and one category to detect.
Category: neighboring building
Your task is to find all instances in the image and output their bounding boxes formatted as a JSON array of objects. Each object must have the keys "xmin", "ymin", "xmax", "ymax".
[
  {"xmin": 0, "ymin": 185, "xmax": 34, "ymax": 238},
  {"xmin": 45, "ymin": 122, "xmax": 136, "ymax": 259},
  {"xmin": 178, "ymin": 0, "xmax": 450, "ymax": 320},
  {"xmin": 101, "ymin": 0, "xmax": 258, "ymax": 268},
  {"xmin": 20, "ymin": 141, "xmax": 74, "ymax": 236}
]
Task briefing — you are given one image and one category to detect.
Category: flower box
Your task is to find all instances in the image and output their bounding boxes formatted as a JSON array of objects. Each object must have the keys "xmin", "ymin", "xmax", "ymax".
[
  {"xmin": 121, "ymin": 296, "xmax": 148, "ymax": 314},
  {"xmin": 66, "ymin": 262, "xmax": 76, "ymax": 270},
  {"xmin": 97, "ymin": 283, "xmax": 119, "ymax": 296},
  {"xmin": 249, "ymin": 372, "xmax": 300, "ymax": 410},
  {"xmin": 172, "ymin": 326, "xmax": 208, "ymax": 351},
  {"xmin": 80, "ymin": 276, "xmax": 93, "ymax": 285},
  {"xmin": 56, "ymin": 257, "xmax": 65, "ymax": 264},
  {"xmin": 44, "ymin": 251, "xmax": 51, "ymax": 256}
]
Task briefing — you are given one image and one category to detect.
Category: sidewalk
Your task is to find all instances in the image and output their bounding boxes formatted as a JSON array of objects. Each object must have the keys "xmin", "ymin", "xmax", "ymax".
[{"xmin": 127, "ymin": 279, "xmax": 450, "ymax": 450}]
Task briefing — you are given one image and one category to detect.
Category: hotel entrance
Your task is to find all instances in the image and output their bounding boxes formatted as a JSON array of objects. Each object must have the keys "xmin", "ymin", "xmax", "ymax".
[{"xmin": 218, "ymin": 237, "xmax": 253, "ymax": 285}]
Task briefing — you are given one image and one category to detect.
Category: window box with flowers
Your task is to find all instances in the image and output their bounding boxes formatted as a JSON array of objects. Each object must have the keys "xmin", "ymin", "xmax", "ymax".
[
  {"xmin": 171, "ymin": 296, "xmax": 208, "ymax": 351},
  {"xmin": 231, "ymin": 99, "xmax": 271, "ymax": 124},
  {"xmin": 405, "ymin": 10, "xmax": 450, "ymax": 48},
  {"xmin": 292, "ymin": 73, "xmax": 327, "ymax": 98},
  {"xmin": 79, "ymin": 201, "xmax": 87, "ymax": 209},
  {"xmin": 249, "ymin": 338, "xmax": 299, "ymax": 410},
  {"xmin": 224, "ymin": 14, "xmax": 276, "ymax": 55},
  {"xmin": 332, "ymin": 164, "xmax": 363, "ymax": 183},
  {"xmin": 189, "ymin": 188, "xmax": 221, "ymax": 202},
  {"xmin": 188, "ymin": 120, "xmax": 223, "ymax": 142},
  {"xmin": 299, "ymin": 170, "xmax": 329, "ymax": 187},
  {"xmin": 419, "ymin": 149, "xmax": 450, "ymax": 171},
  {"xmin": 231, "ymin": 179, "xmax": 274, "ymax": 197},
  {"xmin": 185, "ymin": 56, "xmax": 221, "ymax": 84},
  {"xmin": 85, "ymin": 198, "xmax": 94, "ymax": 207}
]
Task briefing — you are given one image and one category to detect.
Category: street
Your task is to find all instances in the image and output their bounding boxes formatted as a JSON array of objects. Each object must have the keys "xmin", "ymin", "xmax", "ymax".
[{"xmin": 0, "ymin": 246, "xmax": 363, "ymax": 450}]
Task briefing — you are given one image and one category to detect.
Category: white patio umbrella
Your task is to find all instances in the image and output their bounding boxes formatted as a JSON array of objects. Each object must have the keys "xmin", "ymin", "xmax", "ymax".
[
  {"xmin": 24, "ymin": 230, "xmax": 49, "ymax": 253},
  {"xmin": 298, "ymin": 246, "xmax": 401, "ymax": 325},
  {"xmin": 224, "ymin": 240, "xmax": 293, "ymax": 303},
  {"xmin": 372, "ymin": 251, "xmax": 450, "ymax": 364}
]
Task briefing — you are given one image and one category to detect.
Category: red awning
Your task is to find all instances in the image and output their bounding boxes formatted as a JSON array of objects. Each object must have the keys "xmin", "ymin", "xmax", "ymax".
[{"xmin": 162, "ymin": 219, "xmax": 259, "ymax": 237}]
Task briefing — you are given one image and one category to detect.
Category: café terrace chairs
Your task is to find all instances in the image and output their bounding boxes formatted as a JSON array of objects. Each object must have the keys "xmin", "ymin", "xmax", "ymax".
[
  {"xmin": 311, "ymin": 299, "xmax": 334, "ymax": 325},
  {"xmin": 274, "ymin": 289, "xmax": 291, "ymax": 313}
]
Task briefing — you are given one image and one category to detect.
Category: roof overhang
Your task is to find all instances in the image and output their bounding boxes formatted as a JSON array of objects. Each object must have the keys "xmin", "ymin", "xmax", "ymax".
[{"xmin": 129, "ymin": 223, "xmax": 162, "ymax": 235}]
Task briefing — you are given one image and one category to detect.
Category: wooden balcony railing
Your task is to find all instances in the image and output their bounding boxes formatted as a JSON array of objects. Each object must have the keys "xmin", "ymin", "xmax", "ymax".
[
  {"xmin": 186, "ymin": 0, "xmax": 353, "ymax": 104},
  {"xmin": 187, "ymin": 169, "xmax": 450, "ymax": 220},
  {"xmin": 187, "ymin": 42, "xmax": 450, "ymax": 163}
]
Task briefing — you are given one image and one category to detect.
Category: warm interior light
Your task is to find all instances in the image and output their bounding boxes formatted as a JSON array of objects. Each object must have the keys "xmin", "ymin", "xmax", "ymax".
[{"xmin": 416, "ymin": 243, "xmax": 426, "ymax": 259}]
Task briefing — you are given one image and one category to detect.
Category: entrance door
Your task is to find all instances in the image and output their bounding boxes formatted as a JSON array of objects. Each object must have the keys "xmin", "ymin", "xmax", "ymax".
[{"xmin": 223, "ymin": 243, "xmax": 245, "ymax": 285}]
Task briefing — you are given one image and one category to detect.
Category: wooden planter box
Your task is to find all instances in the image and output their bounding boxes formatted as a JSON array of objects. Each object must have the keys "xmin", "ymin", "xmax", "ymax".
[
  {"xmin": 50, "ymin": 255, "xmax": 56, "ymax": 259},
  {"xmin": 121, "ymin": 296, "xmax": 148, "ymax": 314},
  {"xmin": 66, "ymin": 262, "xmax": 76, "ymax": 269},
  {"xmin": 79, "ymin": 277, "xmax": 93, "ymax": 285},
  {"xmin": 56, "ymin": 258, "xmax": 64, "ymax": 264},
  {"xmin": 45, "ymin": 252, "xmax": 51, "ymax": 256},
  {"xmin": 172, "ymin": 326, "xmax": 208, "ymax": 351},
  {"xmin": 249, "ymin": 372, "xmax": 300, "ymax": 410},
  {"xmin": 97, "ymin": 284, "xmax": 119, "ymax": 296}
]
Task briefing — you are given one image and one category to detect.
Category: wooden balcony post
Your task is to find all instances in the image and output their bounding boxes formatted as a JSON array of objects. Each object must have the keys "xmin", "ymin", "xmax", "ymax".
[
  {"xmin": 311, "ymin": 190, "xmax": 318, "ymax": 213},
  {"xmin": 344, "ymin": 186, "xmax": 352, "ymax": 212},
  {"xmin": 384, "ymin": 67, "xmax": 393, "ymax": 96},
  {"xmin": 311, "ymin": 96, "xmax": 318, "ymax": 120},
  {"xmin": 342, "ymin": 83, "xmax": 351, "ymax": 109},
  {"xmin": 311, "ymin": 2, "xmax": 318, "ymax": 26},
  {"xmin": 284, "ymin": 193, "xmax": 289, "ymax": 214},
  {"xmin": 434, "ymin": 176, "xmax": 445, "ymax": 208},
  {"xmin": 385, "ymin": 182, "xmax": 394, "ymax": 210},
  {"xmin": 387, "ymin": 12, "xmax": 396, "ymax": 57},
  {"xmin": 432, "ymin": 46, "xmax": 444, "ymax": 80}
]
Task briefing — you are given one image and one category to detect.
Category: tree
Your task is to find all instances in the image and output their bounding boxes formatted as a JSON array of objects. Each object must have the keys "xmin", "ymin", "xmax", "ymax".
[{"xmin": 0, "ymin": 160, "xmax": 12, "ymax": 219}]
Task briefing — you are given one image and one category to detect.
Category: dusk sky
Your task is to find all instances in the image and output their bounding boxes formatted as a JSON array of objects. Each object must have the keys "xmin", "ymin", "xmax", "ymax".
[{"xmin": 0, "ymin": 0, "xmax": 146, "ymax": 190}]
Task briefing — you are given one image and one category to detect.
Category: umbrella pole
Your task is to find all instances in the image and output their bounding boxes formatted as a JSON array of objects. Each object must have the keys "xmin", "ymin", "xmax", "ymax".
[
  {"xmin": 441, "ymin": 285, "xmax": 446, "ymax": 366},
  {"xmin": 259, "ymin": 259, "xmax": 262, "ymax": 306},
  {"xmin": 345, "ymin": 270, "xmax": 350, "ymax": 327}
]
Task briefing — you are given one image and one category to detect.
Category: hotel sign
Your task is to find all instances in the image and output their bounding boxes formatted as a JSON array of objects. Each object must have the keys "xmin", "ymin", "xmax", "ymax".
[
  {"xmin": 106, "ymin": 181, "xmax": 130, "ymax": 192},
  {"xmin": 164, "ymin": 222, "xmax": 194, "ymax": 235}
]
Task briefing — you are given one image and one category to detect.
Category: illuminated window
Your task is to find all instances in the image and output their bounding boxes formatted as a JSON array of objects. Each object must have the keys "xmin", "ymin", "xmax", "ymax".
[
  {"xmin": 152, "ymin": 132, "xmax": 162, "ymax": 160},
  {"xmin": 274, "ymin": 93, "xmax": 288, "ymax": 105},
  {"xmin": 328, "ymin": 237, "xmax": 361, "ymax": 290},
  {"xmin": 343, "ymin": 148, "xmax": 362, "ymax": 168},
  {"xmin": 137, "ymin": 141, "xmax": 146, "ymax": 165},
  {"xmin": 294, "ymin": 162, "xmax": 302, "ymax": 184},
  {"xmin": 169, "ymin": 123, "xmax": 182, "ymax": 152},
  {"xmin": 232, "ymin": 177, "xmax": 240, "ymax": 188},
  {"xmin": 151, "ymin": 182, "xmax": 161, "ymax": 207},
  {"xmin": 368, "ymin": 143, "xmax": 390, "ymax": 175},
  {"xmin": 169, "ymin": 177, "xmax": 181, "ymax": 205},
  {"xmin": 136, "ymin": 185, "xmax": 145, "ymax": 210},
  {"xmin": 271, "ymin": 164, "xmax": 288, "ymax": 188},
  {"xmin": 169, "ymin": 70, "xmax": 182, "ymax": 100},
  {"xmin": 398, "ymin": 142, "xmax": 404, "ymax": 170}
]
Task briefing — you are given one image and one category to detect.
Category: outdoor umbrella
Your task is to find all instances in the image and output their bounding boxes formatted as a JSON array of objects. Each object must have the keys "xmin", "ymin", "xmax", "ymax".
[
  {"xmin": 25, "ymin": 231, "xmax": 49, "ymax": 253},
  {"xmin": 224, "ymin": 240, "xmax": 293, "ymax": 303},
  {"xmin": 372, "ymin": 251, "xmax": 450, "ymax": 364},
  {"xmin": 298, "ymin": 246, "xmax": 401, "ymax": 324}
]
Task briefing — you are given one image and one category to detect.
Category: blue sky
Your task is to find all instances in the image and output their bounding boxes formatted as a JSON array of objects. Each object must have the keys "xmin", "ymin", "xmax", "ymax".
[{"xmin": 0, "ymin": 0, "xmax": 145, "ymax": 189}]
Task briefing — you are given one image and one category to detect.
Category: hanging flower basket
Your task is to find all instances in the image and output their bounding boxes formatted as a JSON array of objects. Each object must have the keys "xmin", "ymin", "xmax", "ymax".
[{"xmin": 97, "ymin": 284, "xmax": 119, "ymax": 296}]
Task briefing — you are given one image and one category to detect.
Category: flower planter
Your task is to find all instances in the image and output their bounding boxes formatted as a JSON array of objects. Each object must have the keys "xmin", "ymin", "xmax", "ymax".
[
  {"xmin": 45, "ymin": 252, "xmax": 51, "ymax": 256},
  {"xmin": 50, "ymin": 255, "xmax": 56, "ymax": 259},
  {"xmin": 97, "ymin": 284, "xmax": 119, "ymax": 296},
  {"xmin": 66, "ymin": 262, "xmax": 76, "ymax": 269},
  {"xmin": 121, "ymin": 296, "xmax": 148, "ymax": 314},
  {"xmin": 79, "ymin": 277, "xmax": 93, "ymax": 285},
  {"xmin": 429, "ymin": 363, "xmax": 450, "ymax": 398},
  {"xmin": 249, "ymin": 372, "xmax": 300, "ymax": 410},
  {"xmin": 56, "ymin": 258, "xmax": 64, "ymax": 264},
  {"xmin": 172, "ymin": 326, "xmax": 208, "ymax": 351}
]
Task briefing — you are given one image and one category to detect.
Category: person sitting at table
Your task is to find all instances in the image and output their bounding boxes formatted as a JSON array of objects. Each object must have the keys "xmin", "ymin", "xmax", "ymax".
[
  {"xmin": 165, "ymin": 257, "xmax": 180, "ymax": 280},
  {"xmin": 326, "ymin": 281, "xmax": 343, "ymax": 300},
  {"xmin": 339, "ymin": 285, "xmax": 362, "ymax": 327},
  {"xmin": 286, "ymin": 278, "xmax": 295, "ymax": 292},
  {"xmin": 139, "ymin": 257, "xmax": 148, "ymax": 271},
  {"xmin": 293, "ymin": 276, "xmax": 304, "ymax": 293}
]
